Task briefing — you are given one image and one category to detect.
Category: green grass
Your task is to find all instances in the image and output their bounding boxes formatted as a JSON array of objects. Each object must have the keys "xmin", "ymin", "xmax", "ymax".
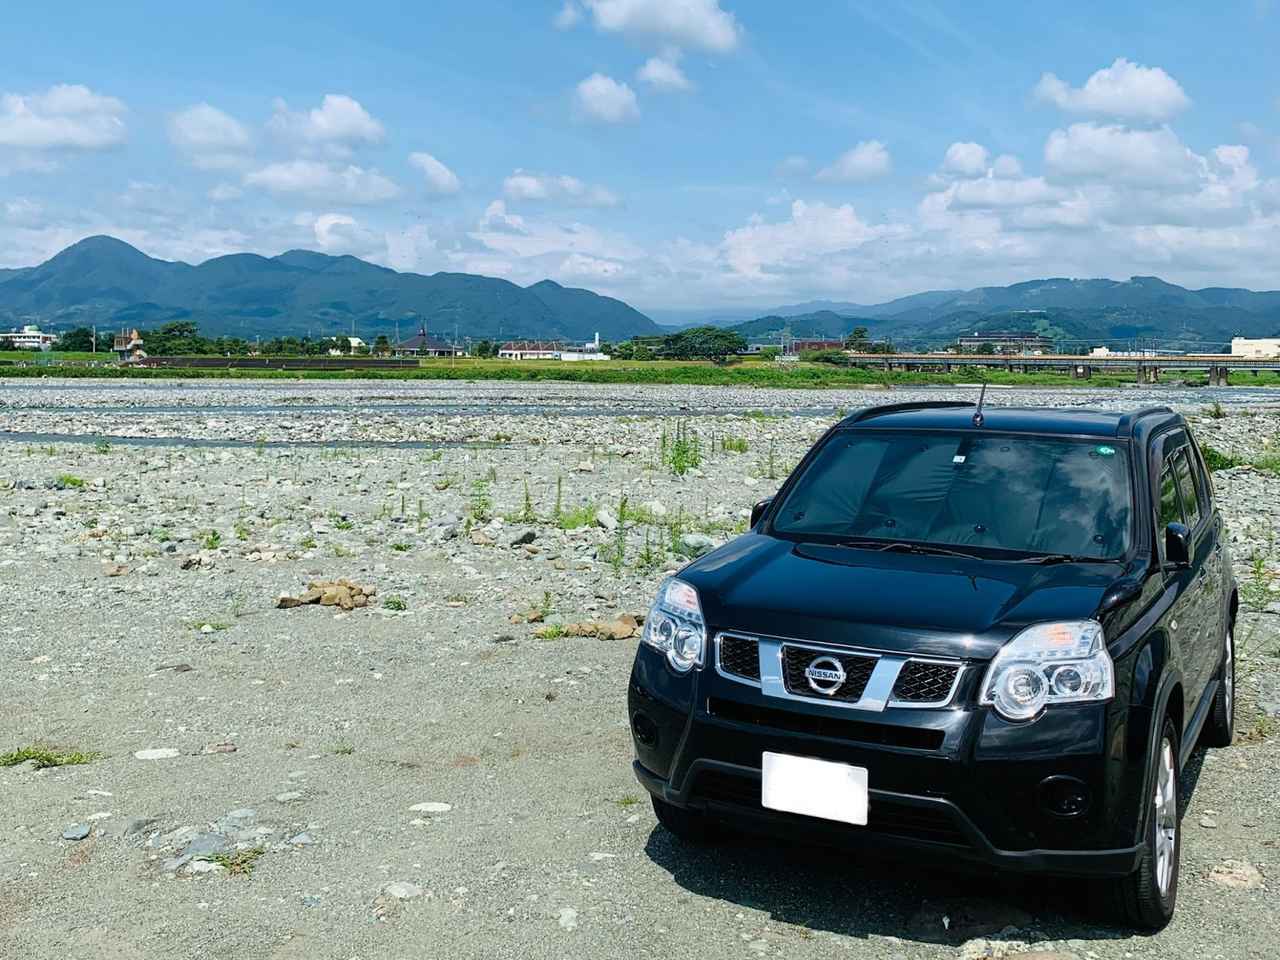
[
  {"xmin": 383, "ymin": 595, "xmax": 408, "ymax": 611},
  {"xmin": 201, "ymin": 529, "xmax": 222, "ymax": 550},
  {"xmin": 557, "ymin": 501, "xmax": 597, "ymax": 530},
  {"xmin": 197, "ymin": 846, "xmax": 266, "ymax": 876},
  {"xmin": 55, "ymin": 473, "xmax": 85, "ymax": 488},
  {"xmin": 0, "ymin": 745, "xmax": 101, "ymax": 768},
  {"xmin": 0, "ymin": 357, "xmax": 1156, "ymax": 389}
]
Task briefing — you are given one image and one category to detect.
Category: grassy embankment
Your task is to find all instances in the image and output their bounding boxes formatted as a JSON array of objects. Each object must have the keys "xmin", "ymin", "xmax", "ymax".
[{"xmin": 4, "ymin": 354, "xmax": 1280, "ymax": 388}]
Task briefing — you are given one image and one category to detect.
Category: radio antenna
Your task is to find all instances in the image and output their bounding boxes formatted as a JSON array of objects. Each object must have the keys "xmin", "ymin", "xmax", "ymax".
[{"xmin": 973, "ymin": 382, "xmax": 987, "ymax": 428}]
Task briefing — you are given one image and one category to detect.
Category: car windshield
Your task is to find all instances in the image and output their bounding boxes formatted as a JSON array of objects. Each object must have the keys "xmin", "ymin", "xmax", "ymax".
[{"xmin": 772, "ymin": 430, "xmax": 1132, "ymax": 559}]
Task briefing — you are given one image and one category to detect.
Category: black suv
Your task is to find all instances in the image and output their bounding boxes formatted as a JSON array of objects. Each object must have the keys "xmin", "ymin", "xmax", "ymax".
[{"xmin": 628, "ymin": 403, "xmax": 1235, "ymax": 929}]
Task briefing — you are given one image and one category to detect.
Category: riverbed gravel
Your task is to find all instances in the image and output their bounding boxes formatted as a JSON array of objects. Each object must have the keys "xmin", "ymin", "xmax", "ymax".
[{"xmin": 1, "ymin": 378, "xmax": 1277, "ymax": 960}]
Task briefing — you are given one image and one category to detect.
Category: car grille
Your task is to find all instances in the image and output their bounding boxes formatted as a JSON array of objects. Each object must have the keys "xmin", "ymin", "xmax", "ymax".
[
  {"xmin": 708, "ymin": 697, "xmax": 945, "ymax": 751},
  {"xmin": 781, "ymin": 645, "xmax": 876, "ymax": 702},
  {"xmin": 719, "ymin": 635, "xmax": 761, "ymax": 681},
  {"xmin": 890, "ymin": 660, "xmax": 960, "ymax": 704},
  {"xmin": 694, "ymin": 770, "xmax": 968, "ymax": 848}
]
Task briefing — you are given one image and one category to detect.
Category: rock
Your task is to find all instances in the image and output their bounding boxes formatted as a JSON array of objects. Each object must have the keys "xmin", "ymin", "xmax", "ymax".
[
  {"xmin": 1200, "ymin": 815, "xmax": 1218, "ymax": 828},
  {"xmin": 274, "ymin": 791, "xmax": 303, "ymax": 803},
  {"xmin": 383, "ymin": 881, "xmax": 424, "ymax": 900},
  {"xmin": 556, "ymin": 907, "xmax": 579, "ymax": 931},
  {"xmin": 289, "ymin": 832, "xmax": 315, "ymax": 846},
  {"xmin": 575, "ymin": 461, "xmax": 594, "ymax": 473},
  {"xmin": 202, "ymin": 741, "xmax": 237, "ymax": 754},
  {"xmin": 470, "ymin": 528, "xmax": 494, "ymax": 546},
  {"xmin": 62, "ymin": 824, "xmax": 91, "ymax": 841},
  {"xmin": 123, "ymin": 817, "xmax": 160, "ymax": 837},
  {"xmin": 409, "ymin": 802, "xmax": 452, "ymax": 814},
  {"xmin": 184, "ymin": 859, "xmax": 224, "ymax": 875},
  {"xmin": 102, "ymin": 562, "xmax": 129, "ymax": 577},
  {"xmin": 510, "ymin": 529, "xmax": 537, "ymax": 546},
  {"xmin": 677, "ymin": 533, "xmax": 716, "ymax": 557},
  {"xmin": 133, "ymin": 747, "xmax": 180, "ymax": 761},
  {"xmin": 594, "ymin": 507, "xmax": 618, "ymax": 531},
  {"xmin": 1207, "ymin": 859, "xmax": 1265, "ymax": 889}
]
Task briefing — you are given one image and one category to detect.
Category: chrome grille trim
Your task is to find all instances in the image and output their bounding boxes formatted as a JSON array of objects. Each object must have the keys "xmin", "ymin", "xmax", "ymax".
[{"xmin": 712, "ymin": 631, "xmax": 965, "ymax": 713}]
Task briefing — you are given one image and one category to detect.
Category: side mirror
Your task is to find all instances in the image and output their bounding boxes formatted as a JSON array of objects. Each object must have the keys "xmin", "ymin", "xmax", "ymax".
[
  {"xmin": 1164, "ymin": 521, "xmax": 1191, "ymax": 568},
  {"xmin": 750, "ymin": 497, "xmax": 774, "ymax": 528}
]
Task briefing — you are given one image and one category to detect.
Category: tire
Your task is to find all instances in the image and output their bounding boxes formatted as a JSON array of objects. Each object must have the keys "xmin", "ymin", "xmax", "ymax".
[
  {"xmin": 1115, "ymin": 718, "xmax": 1180, "ymax": 930},
  {"xmin": 651, "ymin": 796, "xmax": 714, "ymax": 844},
  {"xmin": 1201, "ymin": 626, "xmax": 1235, "ymax": 748}
]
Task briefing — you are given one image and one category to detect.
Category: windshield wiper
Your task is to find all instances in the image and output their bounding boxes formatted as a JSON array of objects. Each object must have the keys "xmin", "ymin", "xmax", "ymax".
[
  {"xmin": 1012, "ymin": 552, "xmax": 1115, "ymax": 565},
  {"xmin": 832, "ymin": 538, "xmax": 981, "ymax": 560}
]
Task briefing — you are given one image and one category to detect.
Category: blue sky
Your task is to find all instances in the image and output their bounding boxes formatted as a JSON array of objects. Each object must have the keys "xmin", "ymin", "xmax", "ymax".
[{"xmin": 2, "ymin": 1, "xmax": 1279, "ymax": 312}]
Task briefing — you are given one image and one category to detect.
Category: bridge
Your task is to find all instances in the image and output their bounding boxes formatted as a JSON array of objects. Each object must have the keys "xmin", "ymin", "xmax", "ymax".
[{"xmin": 839, "ymin": 353, "xmax": 1280, "ymax": 385}]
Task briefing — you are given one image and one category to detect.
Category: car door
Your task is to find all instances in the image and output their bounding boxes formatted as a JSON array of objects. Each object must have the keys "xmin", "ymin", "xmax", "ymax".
[
  {"xmin": 1187, "ymin": 433, "xmax": 1228, "ymax": 648},
  {"xmin": 1153, "ymin": 435, "xmax": 1209, "ymax": 716},
  {"xmin": 1164, "ymin": 435, "xmax": 1215, "ymax": 709}
]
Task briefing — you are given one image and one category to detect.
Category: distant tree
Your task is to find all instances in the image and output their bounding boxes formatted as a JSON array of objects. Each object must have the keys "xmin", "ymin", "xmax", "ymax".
[
  {"xmin": 844, "ymin": 326, "xmax": 872, "ymax": 351},
  {"xmin": 976, "ymin": 342, "xmax": 996, "ymax": 356},
  {"xmin": 758, "ymin": 346, "xmax": 781, "ymax": 360},
  {"xmin": 57, "ymin": 327, "xmax": 96, "ymax": 352},
  {"xmin": 801, "ymin": 349, "xmax": 853, "ymax": 366},
  {"xmin": 610, "ymin": 341, "xmax": 635, "ymax": 360},
  {"xmin": 663, "ymin": 326, "xmax": 747, "ymax": 361},
  {"xmin": 473, "ymin": 339, "xmax": 497, "ymax": 358},
  {"xmin": 374, "ymin": 334, "xmax": 391, "ymax": 355}
]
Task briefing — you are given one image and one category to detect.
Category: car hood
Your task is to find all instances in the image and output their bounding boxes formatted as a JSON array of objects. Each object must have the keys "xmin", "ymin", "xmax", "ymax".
[{"xmin": 681, "ymin": 534, "xmax": 1127, "ymax": 660}]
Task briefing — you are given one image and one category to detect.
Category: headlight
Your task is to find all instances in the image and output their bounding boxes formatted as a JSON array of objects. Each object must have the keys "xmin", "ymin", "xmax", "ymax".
[
  {"xmin": 979, "ymin": 620, "xmax": 1113, "ymax": 722},
  {"xmin": 642, "ymin": 578, "xmax": 706, "ymax": 673}
]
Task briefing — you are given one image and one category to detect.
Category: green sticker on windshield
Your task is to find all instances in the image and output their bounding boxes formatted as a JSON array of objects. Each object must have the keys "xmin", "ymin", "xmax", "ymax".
[{"xmin": 1096, "ymin": 445, "xmax": 1116, "ymax": 457}]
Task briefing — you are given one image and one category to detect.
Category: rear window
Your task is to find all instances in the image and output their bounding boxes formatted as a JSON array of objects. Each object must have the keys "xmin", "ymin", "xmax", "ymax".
[{"xmin": 773, "ymin": 430, "xmax": 1133, "ymax": 559}]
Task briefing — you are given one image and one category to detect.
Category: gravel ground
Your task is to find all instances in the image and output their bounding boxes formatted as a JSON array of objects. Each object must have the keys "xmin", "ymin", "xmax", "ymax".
[{"xmin": 1, "ymin": 379, "xmax": 1277, "ymax": 960}]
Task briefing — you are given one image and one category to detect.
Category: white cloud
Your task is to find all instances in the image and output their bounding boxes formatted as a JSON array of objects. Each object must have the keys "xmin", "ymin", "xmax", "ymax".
[
  {"xmin": 574, "ymin": 73, "xmax": 640, "ymax": 123},
  {"xmin": 503, "ymin": 169, "xmax": 618, "ymax": 206},
  {"xmin": 3, "ymin": 197, "xmax": 43, "ymax": 226},
  {"xmin": 815, "ymin": 141, "xmax": 891, "ymax": 182},
  {"xmin": 244, "ymin": 160, "xmax": 400, "ymax": 204},
  {"xmin": 942, "ymin": 141, "xmax": 988, "ymax": 176},
  {"xmin": 554, "ymin": 1, "xmax": 582, "ymax": 29},
  {"xmin": 947, "ymin": 175, "xmax": 1064, "ymax": 209},
  {"xmin": 208, "ymin": 183, "xmax": 243, "ymax": 202},
  {"xmin": 0, "ymin": 84, "xmax": 126, "ymax": 151},
  {"xmin": 1034, "ymin": 58, "xmax": 1190, "ymax": 122},
  {"xmin": 408, "ymin": 152, "xmax": 461, "ymax": 194},
  {"xmin": 1044, "ymin": 122, "xmax": 1200, "ymax": 185},
  {"xmin": 384, "ymin": 224, "xmax": 439, "ymax": 273},
  {"xmin": 720, "ymin": 200, "xmax": 894, "ymax": 276},
  {"xmin": 168, "ymin": 103, "xmax": 251, "ymax": 170},
  {"xmin": 313, "ymin": 213, "xmax": 359, "ymax": 250},
  {"xmin": 267, "ymin": 94, "xmax": 384, "ymax": 150},
  {"xmin": 992, "ymin": 154, "xmax": 1023, "ymax": 178},
  {"xmin": 471, "ymin": 199, "xmax": 642, "ymax": 261},
  {"xmin": 581, "ymin": 0, "xmax": 741, "ymax": 53},
  {"xmin": 637, "ymin": 51, "xmax": 692, "ymax": 92},
  {"xmin": 559, "ymin": 252, "xmax": 626, "ymax": 279}
]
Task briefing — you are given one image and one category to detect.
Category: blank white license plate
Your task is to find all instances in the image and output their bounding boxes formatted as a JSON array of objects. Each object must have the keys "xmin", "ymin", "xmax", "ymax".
[{"xmin": 761, "ymin": 751, "xmax": 868, "ymax": 826}]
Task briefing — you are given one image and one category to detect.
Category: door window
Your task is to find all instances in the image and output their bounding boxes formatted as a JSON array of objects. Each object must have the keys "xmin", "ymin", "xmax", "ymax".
[
  {"xmin": 1172, "ymin": 449, "xmax": 1202, "ymax": 529},
  {"xmin": 1157, "ymin": 463, "xmax": 1183, "ymax": 562}
]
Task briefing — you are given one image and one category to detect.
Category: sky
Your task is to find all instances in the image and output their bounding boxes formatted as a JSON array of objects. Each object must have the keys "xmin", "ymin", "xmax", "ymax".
[{"xmin": 2, "ymin": 0, "xmax": 1279, "ymax": 314}]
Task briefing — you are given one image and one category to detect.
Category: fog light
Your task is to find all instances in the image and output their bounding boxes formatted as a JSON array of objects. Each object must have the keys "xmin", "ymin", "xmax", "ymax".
[
  {"xmin": 631, "ymin": 712, "xmax": 658, "ymax": 747},
  {"xmin": 1039, "ymin": 775, "xmax": 1090, "ymax": 818}
]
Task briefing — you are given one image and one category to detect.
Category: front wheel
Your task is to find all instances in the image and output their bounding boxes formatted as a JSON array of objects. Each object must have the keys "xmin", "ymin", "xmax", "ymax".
[
  {"xmin": 1114, "ymin": 719, "xmax": 1180, "ymax": 930},
  {"xmin": 1201, "ymin": 626, "xmax": 1235, "ymax": 748}
]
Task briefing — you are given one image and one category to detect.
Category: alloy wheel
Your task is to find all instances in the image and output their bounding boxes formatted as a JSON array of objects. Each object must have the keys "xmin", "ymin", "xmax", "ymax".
[{"xmin": 1152, "ymin": 738, "xmax": 1178, "ymax": 898}]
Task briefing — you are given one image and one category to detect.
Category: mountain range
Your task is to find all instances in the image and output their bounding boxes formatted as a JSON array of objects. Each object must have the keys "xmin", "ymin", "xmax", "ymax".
[
  {"xmin": 721, "ymin": 277, "xmax": 1280, "ymax": 351},
  {"xmin": 0, "ymin": 236, "xmax": 659, "ymax": 342},
  {"xmin": 3, "ymin": 236, "xmax": 1280, "ymax": 350}
]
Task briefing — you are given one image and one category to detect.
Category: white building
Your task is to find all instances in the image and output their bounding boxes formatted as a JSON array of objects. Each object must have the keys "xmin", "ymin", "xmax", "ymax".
[
  {"xmin": 0, "ymin": 325, "xmax": 57, "ymax": 350},
  {"xmin": 498, "ymin": 340, "xmax": 562, "ymax": 360},
  {"xmin": 1231, "ymin": 337, "xmax": 1280, "ymax": 359}
]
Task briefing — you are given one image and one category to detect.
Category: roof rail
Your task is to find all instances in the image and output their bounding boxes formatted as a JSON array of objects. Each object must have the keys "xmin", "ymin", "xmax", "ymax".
[
  {"xmin": 1116, "ymin": 405, "xmax": 1174, "ymax": 438},
  {"xmin": 840, "ymin": 400, "xmax": 975, "ymax": 426}
]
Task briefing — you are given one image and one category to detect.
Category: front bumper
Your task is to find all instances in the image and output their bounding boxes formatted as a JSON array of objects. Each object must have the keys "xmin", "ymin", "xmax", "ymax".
[{"xmin": 629, "ymin": 644, "xmax": 1144, "ymax": 878}]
